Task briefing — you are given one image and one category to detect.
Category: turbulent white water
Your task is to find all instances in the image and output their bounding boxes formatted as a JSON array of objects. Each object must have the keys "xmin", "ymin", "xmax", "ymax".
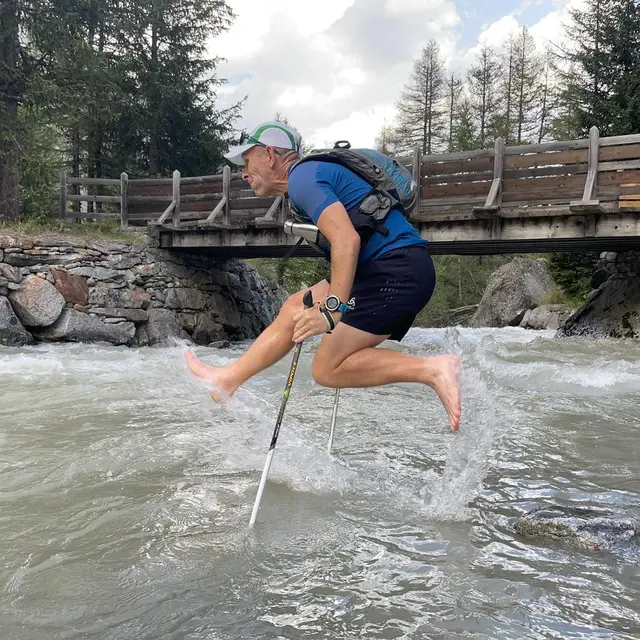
[{"xmin": 1, "ymin": 327, "xmax": 639, "ymax": 639}]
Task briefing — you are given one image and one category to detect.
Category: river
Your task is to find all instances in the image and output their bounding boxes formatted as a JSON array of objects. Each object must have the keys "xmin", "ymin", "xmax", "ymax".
[{"xmin": 1, "ymin": 327, "xmax": 638, "ymax": 639}]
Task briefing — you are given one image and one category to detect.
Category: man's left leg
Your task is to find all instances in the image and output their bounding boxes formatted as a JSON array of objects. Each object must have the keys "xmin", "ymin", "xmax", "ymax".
[{"xmin": 311, "ymin": 323, "xmax": 461, "ymax": 431}]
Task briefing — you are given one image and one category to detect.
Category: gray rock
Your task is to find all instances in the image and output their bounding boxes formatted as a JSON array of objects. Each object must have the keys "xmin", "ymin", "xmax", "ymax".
[
  {"xmin": 165, "ymin": 287, "xmax": 208, "ymax": 310},
  {"xmin": 0, "ymin": 297, "xmax": 34, "ymax": 346},
  {"xmin": 90, "ymin": 307, "xmax": 148, "ymax": 323},
  {"xmin": 132, "ymin": 325, "xmax": 150, "ymax": 348},
  {"xmin": 209, "ymin": 340, "xmax": 231, "ymax": 349},
  {"xmin": 34, "ymin": 308, "xmax": 135, "ymax": 345},
  {"xmin": 160, "ymin": 261, "xmax": 195, "ymax": 280},
  {"xmin": 134, "ymin": 263, "xmax": 161, "ymax": 278},
  {"xmin": 8, "ymin": 275, "xmax": 66, "ymax": 327},
  {"xmin": 558, "ymin": 267, "xmax": 640, "ymax": 339},
  {"xmin": 0, "ymin": 248, "xmax": 3, "ymax": 261},
  {"xmin": 3, "ymin": 252, "xmax": 44, "ymax": 268},
  {"xmin": 145, "ymin": 309, "xmax": 190, "ymax": 345},
  {"xmin": 520, "ymin": 304, "xmax": 574, "ymax": 331},
  {"xmin": 91, "ymin": 240, "xmax": 130, "ymax": 254},
  {"xmin": 89, "ymin": 286, "xmax": 151, "ymax": 309},
  {"xmin": 191, "ymin": 313, "xmax": 226, "ymax": 345},
  {"xmin": 0, "ymin": 287, "xmax": 7, "ymax": 296},
  {"xmin": 69, "ymin": 266, "xmax": 120, "ymax": 281},
  {"xmin": 106, "ymin": 253, "xmax": 143, "ymax": 269},
  {"xmin": 470, "ymin": 257, "xmax": 553, "ymax": 328},
  {"xmin": 209, "ymin": 291, "xmax": 241, "ymax": 329},
  {"xmin": 515, "ymin": 505, "xmax": 640, "ymax": 551}
]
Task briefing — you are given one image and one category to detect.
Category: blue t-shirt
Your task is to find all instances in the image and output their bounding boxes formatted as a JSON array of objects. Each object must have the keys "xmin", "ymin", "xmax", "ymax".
[{"xmin": 287, "ymin": 160, "xmax": 426, "ymax": 263}]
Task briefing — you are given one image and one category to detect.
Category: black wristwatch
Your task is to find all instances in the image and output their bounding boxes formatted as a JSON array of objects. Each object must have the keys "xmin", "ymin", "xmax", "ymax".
[{"xmin": 324, "ymin": 295, "xmax": 352, "ymax": 314}]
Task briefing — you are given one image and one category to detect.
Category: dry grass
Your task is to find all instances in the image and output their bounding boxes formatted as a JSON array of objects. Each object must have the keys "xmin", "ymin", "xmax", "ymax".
[{"xmin": 0, "ymin": 218, "xmax": 147, "ymax": 245}]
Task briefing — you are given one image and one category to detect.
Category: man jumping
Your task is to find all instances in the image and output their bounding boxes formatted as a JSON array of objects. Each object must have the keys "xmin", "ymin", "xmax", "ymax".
[{"xmin": 185, "ymin": 121, "xmax": 461, "ymax": 431}]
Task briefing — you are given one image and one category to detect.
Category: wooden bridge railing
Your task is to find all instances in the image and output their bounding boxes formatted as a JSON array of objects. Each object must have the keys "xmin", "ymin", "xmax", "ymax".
[{"xmin": 58, "ymin": 126, "xmax": 640, "ymax": 229}]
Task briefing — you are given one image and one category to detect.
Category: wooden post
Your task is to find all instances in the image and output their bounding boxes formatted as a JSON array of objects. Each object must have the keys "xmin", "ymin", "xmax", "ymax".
[
  {"xmin": 473, "ymin": 137, "xmax": 504, "ymax": 215},
  {"xmin": 222, "ymin": 165, "xmax": 231, "ymax": 225},
  {"xmin": 59, "ymin": 169, "xmax": 67, "ymax": 219},
  {"xmin": 279, "ymin": 195, "xmax": 288, "ymax": 224},
  {"xmin": 411, "ymin": 146, "xmax": 422, "ymax": 217},
  {"xmin": 120, "ymin": 172, "xmax": 129, "ymax": 228},
  {"xmin": 570, "ymin": 126, "xmax": 603, "ymax": 213},
  {"xmin": 172, "ymin": 170, "xmax": 181, "ymax": 226}
]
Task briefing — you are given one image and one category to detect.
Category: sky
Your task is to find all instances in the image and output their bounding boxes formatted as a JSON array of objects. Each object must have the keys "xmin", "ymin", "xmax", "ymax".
[{"xmin": 209, "ymin": 0, "xmax": 586, "ymax": 149}]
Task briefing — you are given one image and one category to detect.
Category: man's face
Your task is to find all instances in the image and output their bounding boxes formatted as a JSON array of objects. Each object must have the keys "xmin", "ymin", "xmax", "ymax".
[{"xmin": 241, "ymin": 146, "xmax": 276, "ymax": 196}]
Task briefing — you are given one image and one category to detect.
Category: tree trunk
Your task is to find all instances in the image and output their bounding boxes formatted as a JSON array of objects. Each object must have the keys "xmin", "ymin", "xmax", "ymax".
[
  {"xmin": 0, "ymin": 0, "xmax": 20, "ymax": 220},
  {"xmin": 149, "ymin": 21, "xmax": 159, "ymax": 176}
]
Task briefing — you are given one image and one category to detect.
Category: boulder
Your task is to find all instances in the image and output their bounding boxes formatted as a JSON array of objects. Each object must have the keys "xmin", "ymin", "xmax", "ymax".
[
  {"xmin": 558, "ymin": 274, "xmax": 640, "ymax": 339},
  {"xmin": 0, "ymin": 297, "xmax": 34, "ymax": 346},
  {"xmin": 470, "ymin": 257, "xmax": 553, "ymax": 328},
  {"xmin": 209, "ymin": 291, "xmax": 241, "ymax": 329},
  {"xmin": 34, "ymin": 308, "xmax": 135, "ymax": 345},
  {"xmin": 191, "ymin": 313, "xmax": 226, "ymax": 345},
  {"xmin": 164, "ymin": 287, "xmax": 208, "ymax": 310},
  {"xmin": 52, "ymin": 268, "xmax": 89, "ymax": 306},
  {"xmin": 144, "ymin": 309, "xmax": 190, "ymax": 345},
  {"xmin": 8, "ymin": 275, "xmax": 66, "ymax": 327},
  {"xmin": 519, "ymin": 304, "xmax": 574, "ymax": 331},
  {"xmin": 515, "ymin": 505, "xmax": 640, "ymax": 551}
]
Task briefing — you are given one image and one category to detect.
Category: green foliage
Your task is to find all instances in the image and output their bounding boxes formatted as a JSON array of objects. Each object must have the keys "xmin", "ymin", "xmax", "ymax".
[
  {"xmin": 555, "ymin": 0, "xmax": 640, "ymax": 137},
  {"xmin": 247, "ymin": 257, "xmax": 330, "ymax": 294},
  {"xmin": 16, "ymin": 107, "xmax": 63, "ymax": 221},
  {"xmin": 1, "ymin": 0, "xmax": 239, "ymax": 222},
  {"xmin": 546, "ymin": 253, "xmax": 600, "ymax": 302}
]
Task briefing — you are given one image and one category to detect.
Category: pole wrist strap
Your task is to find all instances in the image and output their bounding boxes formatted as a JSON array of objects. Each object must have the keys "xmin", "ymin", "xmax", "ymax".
[{"xmin": 319, "ymin": 306, "xmax": 336, "ymax": 333}]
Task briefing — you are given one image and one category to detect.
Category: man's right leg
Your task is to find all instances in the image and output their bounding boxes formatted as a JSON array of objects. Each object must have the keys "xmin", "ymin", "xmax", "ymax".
[{"xmin": 185, "ymin": 279, "xmax": 330, "ymax": 399}]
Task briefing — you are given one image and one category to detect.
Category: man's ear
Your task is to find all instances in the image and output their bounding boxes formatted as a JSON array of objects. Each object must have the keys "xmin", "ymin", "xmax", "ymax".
[{"xmin": 267, "ymin": 147, "xmax": 279, "ymax": 167}]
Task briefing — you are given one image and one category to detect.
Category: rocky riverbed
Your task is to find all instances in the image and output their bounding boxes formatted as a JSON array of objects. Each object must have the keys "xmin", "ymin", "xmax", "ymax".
[{"xmin": 0, "ymin": 233, "xmax": 286, "ymax": 347}]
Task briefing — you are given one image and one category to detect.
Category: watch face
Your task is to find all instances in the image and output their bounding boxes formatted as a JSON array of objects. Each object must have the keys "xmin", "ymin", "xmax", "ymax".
[{"xmin": 325, "ymin": 295, "xmax": 340, "ymax": 312}]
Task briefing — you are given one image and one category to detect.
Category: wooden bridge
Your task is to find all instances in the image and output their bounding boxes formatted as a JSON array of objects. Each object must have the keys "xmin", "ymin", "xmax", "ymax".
[{"xmin": 59, "ymin": 126, "xmax": 640, "ymax": 257}]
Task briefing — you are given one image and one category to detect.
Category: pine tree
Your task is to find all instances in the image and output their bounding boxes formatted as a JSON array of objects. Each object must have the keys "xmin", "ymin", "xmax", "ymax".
[
  {"xmin": 450, "ymin": 97, "xmax": 478, "ymax": 151},
  {"xmin": 467, "ymin": 44, "xmax": 502, "ymax": 148},
  {"xmin": 512, "ymin": 27, "xmax": 544, "ymax": 144},
  {"xmin": 444, "ymin": 71, "xmax": 464, "ymax": 152},
  {"xmin": 555, "ymin": 0, "xmax": 629, "ymax": 136},
  {"xmin": 395, "ymin": 40, "xmax": 446, "ymax": 155},
  {"xmin": 116, "ymin": 0, "xmax": 238, "ymax": 177}
]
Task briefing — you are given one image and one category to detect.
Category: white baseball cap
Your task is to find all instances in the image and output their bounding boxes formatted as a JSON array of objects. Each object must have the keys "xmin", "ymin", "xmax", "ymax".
[{"xmin": 224, "ymin": 121, "xmax": 302, "ymax": 165}]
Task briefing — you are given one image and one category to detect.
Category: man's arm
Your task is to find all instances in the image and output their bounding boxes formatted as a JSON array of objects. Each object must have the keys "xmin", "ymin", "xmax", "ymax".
[{"xmin": 316, "ymin": 202, "xmax": 361, "ymax": 323}]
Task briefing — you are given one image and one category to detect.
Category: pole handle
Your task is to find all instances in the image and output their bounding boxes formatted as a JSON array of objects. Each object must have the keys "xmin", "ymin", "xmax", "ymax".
[{"xmin": 302, "ymin": 290, "xmax": 314, "ymax": 309}]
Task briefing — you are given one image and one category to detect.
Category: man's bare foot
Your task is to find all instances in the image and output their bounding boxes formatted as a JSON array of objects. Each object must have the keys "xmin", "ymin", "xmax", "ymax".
[
  {"xmin": 428, "ymin": 354, "xmax": 461, "ymax": 432},
  {"xmin": 184, "ymin": 350, "xmax": 239, "ymax": 402}
]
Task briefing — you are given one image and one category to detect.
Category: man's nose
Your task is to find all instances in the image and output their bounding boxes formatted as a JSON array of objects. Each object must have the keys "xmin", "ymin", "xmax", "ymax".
[{"xmin": 242, "ymin": 168, "xmax": 249, "ymax": 181}]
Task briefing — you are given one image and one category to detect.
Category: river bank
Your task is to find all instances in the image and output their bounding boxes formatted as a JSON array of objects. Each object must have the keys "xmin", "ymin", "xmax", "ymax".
[{"xmin": 0, "ymin": 229, "xmax": 286, "ymax": 347}]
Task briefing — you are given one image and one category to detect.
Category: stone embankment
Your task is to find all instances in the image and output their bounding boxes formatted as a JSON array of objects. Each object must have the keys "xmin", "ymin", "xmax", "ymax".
[{"xmin": 0, "ymin": 234, "xmax": 286, "ymax": 347}]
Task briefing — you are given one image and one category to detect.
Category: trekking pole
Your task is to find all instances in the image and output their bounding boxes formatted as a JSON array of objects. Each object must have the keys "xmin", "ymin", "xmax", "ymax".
[
  {"xmin": 249, "ymin": 289, "xmax": 314, "ymax": 528},
  {"xmin": 327, "ymin": 388, "xmax": 340, "ymax": 454}
]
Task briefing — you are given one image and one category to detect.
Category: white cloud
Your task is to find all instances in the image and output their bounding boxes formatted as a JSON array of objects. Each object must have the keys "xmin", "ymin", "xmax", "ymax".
[{"xmin": 209, "ymin": 0, "xmax": 587, "ymax": 148}]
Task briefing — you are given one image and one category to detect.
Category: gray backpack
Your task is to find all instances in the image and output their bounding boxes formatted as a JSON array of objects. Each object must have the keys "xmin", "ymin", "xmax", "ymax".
[{"xmin": 290, "ymin": 141, "xmax": 418, "ymax": 221}]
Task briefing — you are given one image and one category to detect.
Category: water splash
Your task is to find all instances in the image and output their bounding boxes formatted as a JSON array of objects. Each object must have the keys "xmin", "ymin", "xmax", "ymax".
[{"xmin": 426, "ymin": 327, "xmax": 501, "ymax": 521}]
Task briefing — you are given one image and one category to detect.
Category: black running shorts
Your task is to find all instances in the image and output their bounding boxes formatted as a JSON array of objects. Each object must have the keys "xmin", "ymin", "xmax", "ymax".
[{"xmin": 337, "ymin": 244, "xmax": 436, "ymax": 341}]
